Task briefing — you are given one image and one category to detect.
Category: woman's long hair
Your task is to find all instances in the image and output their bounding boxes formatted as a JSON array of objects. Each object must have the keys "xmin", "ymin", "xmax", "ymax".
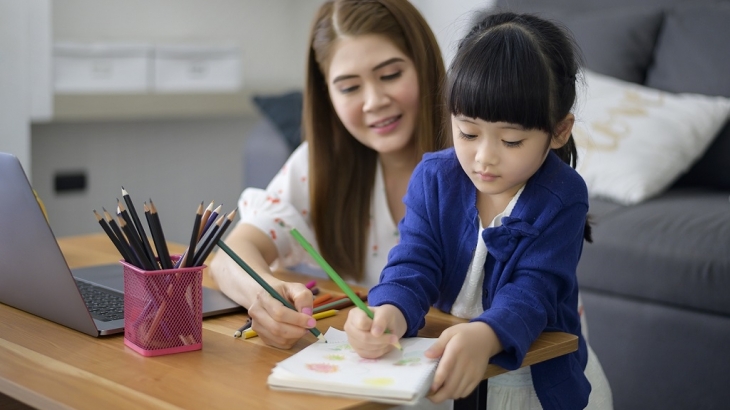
[{"xmin": 305, "ymin": 0, "xmax": 450, "ymax": 280}]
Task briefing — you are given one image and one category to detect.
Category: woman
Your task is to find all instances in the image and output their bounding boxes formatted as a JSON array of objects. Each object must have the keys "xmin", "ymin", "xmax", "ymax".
[{"xmin": 209, "ymin": 0, "xmax": 450, "ymax": 349}]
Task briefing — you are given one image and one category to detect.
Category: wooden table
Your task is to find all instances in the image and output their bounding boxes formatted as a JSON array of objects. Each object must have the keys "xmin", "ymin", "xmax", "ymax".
[{"xmin": 0, "ymin": 234, "xmax": 578, "ymax": 409}]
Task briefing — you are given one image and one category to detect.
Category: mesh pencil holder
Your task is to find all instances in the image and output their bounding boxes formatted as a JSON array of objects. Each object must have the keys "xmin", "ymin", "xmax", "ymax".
[{"xmin": 121, "ymin": 257, "xmax": 204, "ymax": 356}]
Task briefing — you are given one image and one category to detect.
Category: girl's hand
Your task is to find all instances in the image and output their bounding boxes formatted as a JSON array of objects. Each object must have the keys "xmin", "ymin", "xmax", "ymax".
[
  {"xmin": 344, "ymin": 304, "xmax": 406, "ymax": 359},
  {"xmin": 425, "ymin": 322, "xmax": 503, "ymax": 403},
  {"xmin": 247, "ymin": 280, "xmax": 314, "ymax": 349}
]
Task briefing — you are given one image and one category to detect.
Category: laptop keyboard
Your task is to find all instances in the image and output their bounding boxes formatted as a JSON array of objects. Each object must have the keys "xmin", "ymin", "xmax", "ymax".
[{"xmin": 74, "ymin": 279, "xmax": 124, "ymax": 322}]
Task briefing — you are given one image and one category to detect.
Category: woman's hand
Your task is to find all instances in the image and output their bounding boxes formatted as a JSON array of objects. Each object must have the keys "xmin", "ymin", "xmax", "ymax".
[
  {"xmin": 344, "ymin": 304, "xmax": 406, "ymax": 359},
  {"xmin": 247, "ymin": 279, "xmax": 315, "ymax": 349},
  {"xmin": 425, "ymin": 322, "xmax": 503, "ymax": 403}
]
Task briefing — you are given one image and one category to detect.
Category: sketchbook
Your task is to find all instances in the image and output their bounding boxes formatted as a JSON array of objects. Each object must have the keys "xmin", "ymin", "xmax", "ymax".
[{"xmin": 267, "ymin": 328, "xmax": 439, "ymax": 405}]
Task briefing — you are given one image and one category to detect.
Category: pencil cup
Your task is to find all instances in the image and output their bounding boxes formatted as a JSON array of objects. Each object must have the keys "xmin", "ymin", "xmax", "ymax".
[{"xmin": 121, "ymin": 257, "xmax": 204, "ymax": 356}]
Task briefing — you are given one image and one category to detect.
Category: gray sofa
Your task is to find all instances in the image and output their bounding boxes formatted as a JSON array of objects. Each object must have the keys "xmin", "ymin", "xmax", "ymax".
[
  {"xmin": 492, "ymin": 0, "xmax": 730, "ymax": 409},
  {"xmin": 245, "ymin": 1, "xmax": 730, "ymax": 408}
]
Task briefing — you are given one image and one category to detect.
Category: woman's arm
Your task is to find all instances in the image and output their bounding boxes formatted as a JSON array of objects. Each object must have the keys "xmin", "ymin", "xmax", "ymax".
[
  {"xmin": 208, "ymin": 143, "xmax": 319, "ymax": 349},
  {"xmin": 209, "ymin": 223, "xmax": 316, "ymax": 349},
  {"xmin": 209, "ymin": 223, "xmax": 280, "ymax": 308}
]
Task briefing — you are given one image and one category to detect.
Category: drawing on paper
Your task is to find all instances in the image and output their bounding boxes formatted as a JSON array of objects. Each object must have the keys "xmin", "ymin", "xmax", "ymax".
[
  {"xmin": 394, "ymin": 356, "xmax": 423, "ymax": 366},
  {"xmin": 306, "ymin": 363, "xmax": 339, "ymax": 373},
  {"xmin": 363, "ymin": 377, "xmax": 395, "ymax": 386}
]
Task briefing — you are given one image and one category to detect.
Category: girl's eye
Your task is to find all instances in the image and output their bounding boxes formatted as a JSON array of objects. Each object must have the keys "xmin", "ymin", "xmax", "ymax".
[
  {"xmin": 503, "ymin": 140, "xmax": 524, "ymax": 148},
  {"xmin": 381, "ymin": 71, "xmax": 402, "ymax": 81},
  {"xmin": 459, "ymin": 131, "xmax": 477, "ymax": 140}
]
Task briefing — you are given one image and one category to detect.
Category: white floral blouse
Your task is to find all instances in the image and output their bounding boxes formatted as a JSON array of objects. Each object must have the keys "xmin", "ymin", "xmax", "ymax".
[{"xmin": 236, "ymin": 142, "xmax": 400, "ymax": 288}]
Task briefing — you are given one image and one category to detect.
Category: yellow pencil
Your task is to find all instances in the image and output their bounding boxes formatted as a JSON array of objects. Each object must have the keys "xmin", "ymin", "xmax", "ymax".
[{"xmin": 241, "ymin": 309, "xmax": 339, "ymax": 340}]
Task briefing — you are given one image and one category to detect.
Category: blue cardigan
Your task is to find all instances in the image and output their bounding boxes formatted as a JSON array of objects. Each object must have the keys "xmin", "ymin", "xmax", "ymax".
[{"xmin": 368, "ymin": 148, "xmax": 591, "ymax": 409}]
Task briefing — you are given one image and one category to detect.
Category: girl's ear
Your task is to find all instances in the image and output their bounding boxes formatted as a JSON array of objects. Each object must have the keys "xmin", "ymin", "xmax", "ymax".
[{"xmin": 550, "ymin": 113, "xmax": 575, "ymax": 149}]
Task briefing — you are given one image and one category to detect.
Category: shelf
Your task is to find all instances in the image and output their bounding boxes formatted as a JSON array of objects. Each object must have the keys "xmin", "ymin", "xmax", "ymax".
[{"xmin": 52, "ymin": 91, "xmax": 257, "ymax": 122}]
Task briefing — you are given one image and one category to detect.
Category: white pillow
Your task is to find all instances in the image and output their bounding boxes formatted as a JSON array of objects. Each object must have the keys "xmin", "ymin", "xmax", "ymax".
[{"xmin": 572, "ymin": 70, "xmax": 730, "ymax": 205}]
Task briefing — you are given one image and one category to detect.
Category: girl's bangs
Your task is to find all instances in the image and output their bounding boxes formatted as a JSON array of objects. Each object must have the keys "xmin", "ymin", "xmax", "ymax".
[{"xmin": 447, "ymin": 27, "xmax": 553, "ymax": 132}]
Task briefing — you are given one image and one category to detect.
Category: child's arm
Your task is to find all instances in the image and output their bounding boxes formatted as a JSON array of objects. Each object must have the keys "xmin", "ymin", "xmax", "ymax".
[
  {"xmin": 425, "ymin": 322, "xmax": 503, "ymax": 403},
  {"xmin": 343, "ymin": 304, "xmax": 407, "ymax": 359}
]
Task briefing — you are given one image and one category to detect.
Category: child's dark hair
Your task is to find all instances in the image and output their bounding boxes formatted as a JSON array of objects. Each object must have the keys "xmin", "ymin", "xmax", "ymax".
[{"xmin": 448, "ymin": 11, "xmax": 592, "ymax": 242}]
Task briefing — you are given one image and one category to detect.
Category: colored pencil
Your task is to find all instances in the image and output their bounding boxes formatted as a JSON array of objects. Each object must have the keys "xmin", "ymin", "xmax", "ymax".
[
  {"xmin": 313, "ymin": 292, "xmax": 368, "ymax": 314},
  {"xmin": 312, "ymin": 293, "xmax": 332, "ymax": 307},
  {"xmin": 314, "ymin": 293, "xmax": 345, "ymax": 308},
  {"xmin": 239, "ymin": 310, "xmax": 339, "ymax": 340},
  {"xmin": 122, "ymin": 187, "xmax": 157, "ymax": 268},
  {"xmin": 146, "ymin": 200, "xmax": 173, "ymax": 269},
  {"xmin": 192, "ymin": 214, "xmax": 223, "ymax": 265},
  {"xmin": 216, "ymin": 240, "xmax": 326, "ymax": 343},
  {"xmin": 305, "ymin": 280, "xmax": 317, "ymax": 289},
  {"xmin": 233, "ymin": 318, "xmax": 252, "ymax": 338},
  {"xmin": 200, "ymin": 204, "xmax": 222, "ymax": 239},
  {"xmin": 197, "ymin": 201, "xmax": 215, "ymax": 241},
  {"xmin": 192, "ymin": 209, "xmax": 237, "ymax": 267},
  {"xmin": 290, "ymin": 228, "xmax": 401, "ymax": 350}
]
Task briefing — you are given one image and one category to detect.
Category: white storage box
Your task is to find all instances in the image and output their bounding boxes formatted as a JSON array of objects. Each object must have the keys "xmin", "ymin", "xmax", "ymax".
[
  {"xmin": 54, "ymin": 43, "xmax": 152, "ymax": 93},
  {"xmin": 153, "ymin": 44, "xmax": 242, "ymax": 93}
]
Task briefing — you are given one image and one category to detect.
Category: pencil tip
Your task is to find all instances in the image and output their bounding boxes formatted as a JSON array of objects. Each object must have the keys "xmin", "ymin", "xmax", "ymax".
[{"xmin": 233, "ymin": 331, "xmax": 242, "ymax": 338}]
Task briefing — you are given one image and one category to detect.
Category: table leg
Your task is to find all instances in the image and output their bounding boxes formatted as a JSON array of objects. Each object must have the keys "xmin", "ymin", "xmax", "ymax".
[{"xmin": 454, "ymin": 379, "xmax": 488, "ymax": 410}]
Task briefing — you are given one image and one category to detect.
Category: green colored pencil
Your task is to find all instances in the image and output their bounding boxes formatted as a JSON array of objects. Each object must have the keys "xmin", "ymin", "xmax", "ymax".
[
  {"xmin": 216, "ymin": 240, "xmax": 326, "ymax": 343},
  {"xmin": 289, "ymin": 228, "xmax": 401, "ymax": 350}
]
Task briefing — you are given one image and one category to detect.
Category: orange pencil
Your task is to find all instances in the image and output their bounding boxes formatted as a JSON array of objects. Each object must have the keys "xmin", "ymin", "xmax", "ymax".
[
  {"xmin": 315, "ymin": 294, "xmax": 346, "ymax": 308},
  {"xmin": 312, "ymin": 293, "xmax": 332, "ymax": 307},
  {"xmin": 313, "ymin": 293, "xmax": 368, "ymax": 314}
]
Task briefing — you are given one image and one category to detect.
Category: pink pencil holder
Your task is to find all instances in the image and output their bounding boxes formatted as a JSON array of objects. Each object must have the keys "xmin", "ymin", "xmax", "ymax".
[{"xmin": 121, "ymin": 257, "xmax": 204, "ymax": 356}]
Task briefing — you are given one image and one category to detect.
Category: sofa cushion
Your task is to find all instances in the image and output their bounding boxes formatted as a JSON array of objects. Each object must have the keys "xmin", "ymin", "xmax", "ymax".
[
  {"xmin": 562, "ymin": 8, "xmax": 663, "ymax": 84},
  {"xmin": 252, "ymin": 91, "xmax": 303, "ymax": 152},
  {"xmin": 493, "ymin": 1, "xmax": 664, "ymax": 83},
  {"xmin": 578, "ymin": 191, "xmax": 730, "ymax": 316},
  {"xmin": 573, "ymin": 70, "xmax": 730, "ymax": 205},
  {"xmin": 646, "ymin": 3, "xmax": 730, "ymax": 191},
  {"xmin": 646, "ymin": 3, "xmax": 730, "ymax": 97}
]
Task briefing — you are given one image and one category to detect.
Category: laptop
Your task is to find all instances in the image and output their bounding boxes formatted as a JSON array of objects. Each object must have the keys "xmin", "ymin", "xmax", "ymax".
[{"xmin": 0, "ymin": 152, "xmax": 243, "ymax": 336}]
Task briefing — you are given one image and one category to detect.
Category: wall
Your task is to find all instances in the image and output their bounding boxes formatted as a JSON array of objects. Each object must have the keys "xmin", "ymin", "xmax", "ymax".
[
  {"xmin": 33, "ymin": 0, "xmax": 324, "ymax": 244},
  {"xmin": 0, "ymin": 0, "xmax": 31, "ymax": 173},
  {"xmin": 32, "ymin": 0, "xmax": 494, "ymax": 244}
]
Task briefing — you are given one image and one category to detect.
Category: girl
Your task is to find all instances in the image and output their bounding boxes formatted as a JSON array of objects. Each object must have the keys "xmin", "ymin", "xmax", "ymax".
[
  {"xmin": 209, "ymin": 0, "xmax": 450, "ymax": 349},
  {"xmin": 344, "ymin": 12, "xmax": 612, "ymax": 409}
]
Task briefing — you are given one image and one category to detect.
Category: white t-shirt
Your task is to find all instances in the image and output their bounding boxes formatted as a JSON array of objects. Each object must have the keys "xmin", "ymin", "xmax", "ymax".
[
  {"xmin": 451, "ymin": 186, "xmax": 524, "ymax": 320},
  {"xmin": 236, "ymin": 142, "xmax": 400, "ymax": 288}
]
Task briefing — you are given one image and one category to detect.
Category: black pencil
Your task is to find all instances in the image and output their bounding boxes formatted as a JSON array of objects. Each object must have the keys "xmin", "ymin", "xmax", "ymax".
[
  {"xmin": 118, "ymin": 217, "xmax": 156, "ymax": 271},
  {"xmin": 146, "ymin": 200, "xmax": 173, "ymax": 270},
  {"xmin": 122, "ymin": 187, "xmax": 158, "ymax": 269},
  {"xmin": 118, "ymin": 199, "xmax": 157, "ymax": 269},
  {"xmin": 216, "ymin": 239, "xmax": 326, "ymax": 342},
  {"xmin": 192, "ymin": 209, "xmax": 236, "ymax": 267},
  {"xmin": 93, "ymin": 209, "xmax": 131, "ymax": 263},
  {"xmin": 104, "ymin": 207, "xmax": 142, "ymax": 268},
  {"xmin": 180, "ymin": 202, "xmax": 204, "ymax": 268}
]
